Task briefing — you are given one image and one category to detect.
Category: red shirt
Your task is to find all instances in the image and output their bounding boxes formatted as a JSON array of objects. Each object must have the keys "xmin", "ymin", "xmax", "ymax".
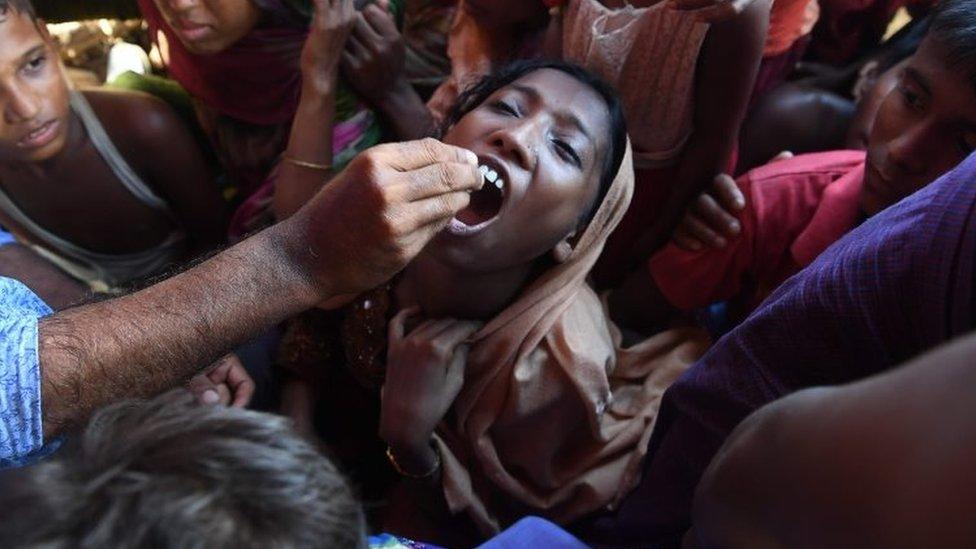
[{"xmin": 650, "ymin": 151, "xmax": 866, "ymax": 311}]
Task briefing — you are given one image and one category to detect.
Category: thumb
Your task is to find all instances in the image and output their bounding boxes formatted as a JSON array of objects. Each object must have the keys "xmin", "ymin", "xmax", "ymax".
[{"xmin": 188, "ymin": 375, "xmax": 222, "ymax": 406}]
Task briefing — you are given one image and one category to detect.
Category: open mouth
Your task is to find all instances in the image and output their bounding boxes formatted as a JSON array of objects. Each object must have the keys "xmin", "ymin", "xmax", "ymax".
[
  {"xmin": 18, "ymin": 119, "xmax": 59, "ymax": 149},
  {"xmin": 449, "ymin": 160, "xmax": 506, "ymax": 236}
]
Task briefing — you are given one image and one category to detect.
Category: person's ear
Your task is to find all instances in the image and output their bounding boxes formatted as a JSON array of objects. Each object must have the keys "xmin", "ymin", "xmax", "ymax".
[{"xmin": 552, "ymin": 230, "xmax": 577, "ymax": 263}]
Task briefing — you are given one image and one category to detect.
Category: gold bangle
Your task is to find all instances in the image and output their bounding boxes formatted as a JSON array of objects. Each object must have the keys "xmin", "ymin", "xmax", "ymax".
[
  {"xmin": 282, "ymin": 155, "xmax": 332, "ymax": 171},
  {"xmin": 386, "ymin": 444, "xmax": 440, "ymax": 479}
]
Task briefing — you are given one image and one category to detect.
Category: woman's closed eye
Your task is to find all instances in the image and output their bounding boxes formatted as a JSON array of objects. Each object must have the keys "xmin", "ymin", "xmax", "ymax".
[
  {"xmin": 553, "ymin": 137, "xmax": 582, "ymax": 168},
  {"xmin": 492, "ymin": 100, "xmax": 520, "ymax": 117}
]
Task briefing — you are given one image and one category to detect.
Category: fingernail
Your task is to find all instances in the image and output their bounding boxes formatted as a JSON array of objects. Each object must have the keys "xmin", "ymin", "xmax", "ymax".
[
  {"xmin": 201, "ymin": 390, "xmax": 220, "ymax": 405},
  {"xmin": 730, "ymin": 221, "xmax": 740, "ymax": 232},
  {"xmin": 716, "ymin": 238, "xmax": 727, "ymax": 248},
  {"xmin": 464, "ymin": 149, "xmax": 478, "ymax": 165}
]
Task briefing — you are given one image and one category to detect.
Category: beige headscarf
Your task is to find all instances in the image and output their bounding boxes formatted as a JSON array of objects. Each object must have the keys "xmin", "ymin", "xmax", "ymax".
[{"xmin": 433, "ymin": 141, "xmax": 710, "ymax": 533}]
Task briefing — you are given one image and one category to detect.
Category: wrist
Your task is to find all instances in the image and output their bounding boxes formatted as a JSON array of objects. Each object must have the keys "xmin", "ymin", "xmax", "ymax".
[
  {"xmin": 387, "ymin": 439, "xmax": 439, "ymax": 477},
  {"xmin": 265, "ymin": 218, "xmax": 336, "ymax": 307},
  {"xmin": 301, "ymin": 73, "xmax": 338, "ymax": 98},
  {"xmin": 375, "ymin": 77, "xmax": 415, "ymax": 111}
]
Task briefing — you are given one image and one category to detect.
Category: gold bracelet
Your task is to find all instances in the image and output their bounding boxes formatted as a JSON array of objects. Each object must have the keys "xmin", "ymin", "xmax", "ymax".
[
  {"xmin": 282, "ymin": 155, "xmax": 332, "ymax": 171},
  {"xmin": 386, "ymin": 444, "xmax": 441, "ymax": 479}
]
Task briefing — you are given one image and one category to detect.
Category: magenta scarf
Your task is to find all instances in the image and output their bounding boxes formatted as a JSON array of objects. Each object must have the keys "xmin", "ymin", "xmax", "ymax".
[{"xmin": 138, "ymin": 0, "xmax": 307, "ymax": 126}]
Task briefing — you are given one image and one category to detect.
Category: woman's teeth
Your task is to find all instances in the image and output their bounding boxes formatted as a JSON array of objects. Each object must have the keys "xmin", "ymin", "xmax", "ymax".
[{"xmin": 479, "ymin": 164, "xmax": 505, "ymax": 190}]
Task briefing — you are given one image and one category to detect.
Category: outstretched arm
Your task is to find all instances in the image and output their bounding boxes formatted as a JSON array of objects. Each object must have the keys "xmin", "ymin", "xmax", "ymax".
[{"xmin": 37, "ymin": 139, "xmax": 483, "ymax": 438}]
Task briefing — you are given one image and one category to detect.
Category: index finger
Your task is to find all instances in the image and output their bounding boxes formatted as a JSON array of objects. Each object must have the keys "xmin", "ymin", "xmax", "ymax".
[
  {"xmin": 396, "ymin": 161, "xmax": 484, "ymax": 200},
  {"xmin": 364, "ymin": 3, "xmax": 398, "ymax": 35},
  {"xmin": 434, "ymin": 320, "xmax": 482, "ymax": 348},
  {"xmin": 226, "ymin": 363, "xmax": 255, "ymax": 408},
  {"xmin": 374, "ymin": 138, "xmax": 478, "ymax": 172},
  {"xmin": 388, "ymin": 307, "xmax": 420, "ymax": 342},
  {"xmin": 711, "ymin": 174, "xmax": 746, "ymax": 211},
  {"xmin": 353, "ymin": 11, "xmax": 382, "ymax": 43}
]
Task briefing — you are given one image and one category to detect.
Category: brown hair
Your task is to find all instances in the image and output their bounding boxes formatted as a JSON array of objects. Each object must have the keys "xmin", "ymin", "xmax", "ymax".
[{"xmin": 0, "ymin": 390, "xmax": 366, "ymax": 548}]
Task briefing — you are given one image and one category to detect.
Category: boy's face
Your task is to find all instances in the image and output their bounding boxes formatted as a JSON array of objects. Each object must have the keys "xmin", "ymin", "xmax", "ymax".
[
  {"xmin": 0, "ymin": 9, "xmax": 71, "ymax": 163},
  {"xmin": 863, "ymin": 37, "xmax": 976, "ymax": 216}
]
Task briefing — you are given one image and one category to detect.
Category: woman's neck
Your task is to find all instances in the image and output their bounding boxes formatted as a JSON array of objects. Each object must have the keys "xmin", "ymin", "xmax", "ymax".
[{"xmin": 395, "ymin": 253, "xmax": 539, "ymax": 321}]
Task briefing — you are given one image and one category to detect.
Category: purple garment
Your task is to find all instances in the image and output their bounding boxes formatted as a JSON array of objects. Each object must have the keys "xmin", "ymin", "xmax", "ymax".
[{"xmin": 578, "ymin": 151, "xmax": 976, "ymax": 546}]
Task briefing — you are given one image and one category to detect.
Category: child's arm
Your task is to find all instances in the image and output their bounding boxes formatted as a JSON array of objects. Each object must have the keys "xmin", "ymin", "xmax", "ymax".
[
  {"xmin": 280, "ymin": 377, "xmax": 323, "ymax": 441},
  {"xmin": 273, "ymin": 0, "xmax": 356, "ymax": 220},
  {"xmin": 632, "ymin": 0, "xmax": 770, "ymax": 261},
  {"xmin": 0, "ymin": 243, "xmax": 89, "ymax": 310},
  {"xmin": 342, "ymin": 5, "xmax": 438, "ymax": 140},
  {"xmin": 610, "ymin": 176, "xmax": 759, "ymax": 335},
  {"xmin": 380, "ymin": 313, "xmax": 480, "ymax": 476}
]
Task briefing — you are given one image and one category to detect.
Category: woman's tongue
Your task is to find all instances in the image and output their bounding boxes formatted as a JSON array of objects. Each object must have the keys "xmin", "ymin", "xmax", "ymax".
[{"xmin": 456, "ymin": 181, "xmax": 503, "ymax": 226}]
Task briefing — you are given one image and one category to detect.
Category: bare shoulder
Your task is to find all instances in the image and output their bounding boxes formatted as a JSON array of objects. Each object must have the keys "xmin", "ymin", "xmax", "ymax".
[{"xmin": 81, "ymin": 88, "xmax": 188, "ymax": 146}]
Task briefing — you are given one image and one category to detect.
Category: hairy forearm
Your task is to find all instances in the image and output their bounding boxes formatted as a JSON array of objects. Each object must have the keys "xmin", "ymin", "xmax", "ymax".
[
  {"xmin": 0, "ymin": 244, "xmax": 89, "ymax": 311},
  {"xmin": 37, "ymin": 221, "xmax": 323, "ymax": 437},
  {"xmin": 377, "ymin": 80, "xmax": 438, "ymax": 141},
  {"xmin": 273, "ymin": 85, "xmax": 338, "ymax": 220}
]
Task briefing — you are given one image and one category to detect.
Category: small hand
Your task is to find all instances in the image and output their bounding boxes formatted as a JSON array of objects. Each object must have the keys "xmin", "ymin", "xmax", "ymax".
[
  {"xmin": 301, "ymin": 0, "xmax": 357, "ymax": 91},
  {"xmin": 672, "ymin": 173, "xmax": 745, "ymax": 251},
  {"xmin": 379, "ymin": 310, "xmax": 482, "ymax": 472},
  {"xmin": 188, "ymin": 353, "xmax": 255, "ymax": 408},
  {"xmin": 341, "ymin": 4, "xmax": 408, "ymax": 107}
]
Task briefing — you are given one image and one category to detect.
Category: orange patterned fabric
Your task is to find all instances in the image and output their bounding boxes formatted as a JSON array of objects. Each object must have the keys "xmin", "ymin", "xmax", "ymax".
[{"xmin": 561, "ymin": 0, "xmax": 709, "ymax": 169}]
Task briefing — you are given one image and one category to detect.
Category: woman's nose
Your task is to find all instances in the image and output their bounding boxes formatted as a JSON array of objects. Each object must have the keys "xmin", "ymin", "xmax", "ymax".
[{"xmin": 492, "ymin": 121, "xmax": 538, "ymax": 171}]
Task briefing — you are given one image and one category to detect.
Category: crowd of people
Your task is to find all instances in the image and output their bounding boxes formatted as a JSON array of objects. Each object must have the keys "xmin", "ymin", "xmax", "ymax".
[{"xmin": 0, "ymin": 0, "xmax": 973, "ymax": 547}]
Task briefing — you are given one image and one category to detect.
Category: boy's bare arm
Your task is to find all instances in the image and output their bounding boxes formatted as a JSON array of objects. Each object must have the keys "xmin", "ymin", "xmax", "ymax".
[
  {"xmin": 0, "ymin": 243, "xmax": 89, "ymax": 310},
  {"xmin": 633, "ymin": 0, "xmax": 770, "ymax": 260}
]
